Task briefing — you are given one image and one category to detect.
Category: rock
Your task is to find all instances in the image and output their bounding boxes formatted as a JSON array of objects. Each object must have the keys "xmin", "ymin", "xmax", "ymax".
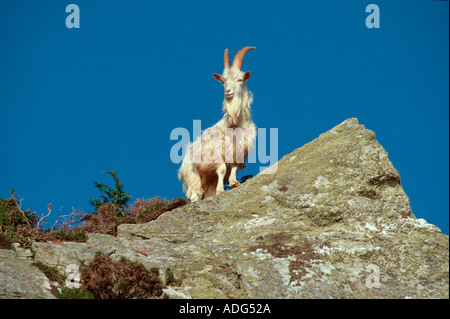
[
  {"xmin": 0, "ymin": 249, "xmax": 55, "ymax": 299},
  {"xmin": 12, "ymin": 243, "xmax": 34, "ymax": 259},
  {"xmin": 117, "ymin": 118, "xmax": 448, "ymax": 299},
  {"xmin": 162, "ymin": 286, "xmax": 192, "ymax": 299},
  {"xmin": 1, "ymin": 118, "xmax": 447, "ymax": 299},
  {"xmin": 32, "ymin": 233, "xmax": 169, "ymax": 284}
]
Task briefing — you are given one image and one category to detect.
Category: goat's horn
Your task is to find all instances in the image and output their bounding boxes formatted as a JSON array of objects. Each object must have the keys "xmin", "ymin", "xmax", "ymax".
[
  {"xmin": 224, "ymin": 49, "xmax": 230, "ymax": 69},
  {"xmin": 232, "ymin": 46, "xmax": 256, "ymax": 70}
]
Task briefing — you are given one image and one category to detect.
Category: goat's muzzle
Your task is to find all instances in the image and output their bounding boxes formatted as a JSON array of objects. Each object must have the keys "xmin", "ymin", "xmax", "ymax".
[{"xmin": 225, "ymin": 88, "xmax": 235, "ymax": 100}]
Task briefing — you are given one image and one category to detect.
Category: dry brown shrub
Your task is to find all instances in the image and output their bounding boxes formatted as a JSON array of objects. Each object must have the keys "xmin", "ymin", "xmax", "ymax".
[
  {"xmin": 81, "ymin": 203, "xmax": 119, "ymax": 236},
  {"xmin": 80, "ymin": 253, "xmax": 162, "ymax": 299},
  {"xmin": 128, "ymin": 196, "xmax": 179, "ymax": 223},
  {"xmin": 80, "ymin": 197, "xmax": 186, "ymax": 236}
]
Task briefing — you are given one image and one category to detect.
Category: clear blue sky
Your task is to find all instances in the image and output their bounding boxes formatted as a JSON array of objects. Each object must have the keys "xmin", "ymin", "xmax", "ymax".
[{"xmin": 0, "ymin": 0, "xmax": 448, "ymax": 234}]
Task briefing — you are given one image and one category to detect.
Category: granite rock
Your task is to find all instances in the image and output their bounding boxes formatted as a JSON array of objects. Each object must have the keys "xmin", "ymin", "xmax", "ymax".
[
  {"xmin": 117, "ymin": 118, "xmax": 448, "ymax": 298},
  {"xmin": 2, "ymin": 118, "xmax": 448, "ymax": 299},
  {"xmin": 0, "ymin": 249, "xmax": 55, "ymax": 299}
]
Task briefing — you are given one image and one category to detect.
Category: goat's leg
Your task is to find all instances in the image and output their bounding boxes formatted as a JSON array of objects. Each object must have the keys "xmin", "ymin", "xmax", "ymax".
[
  {"xmin": 184, "ymin": 169, "xmax": 203, "ymax": 202},
  {"xmin": 189, "ymin": 191, "xmax": 200, "ymax": 202},
  {"xmin": 216, "ymin": 163, "xmax": 227, "ymax": 196},
  {"xmin": 228, "ymin": 165, "xmax": 240, "ymax": 188}
]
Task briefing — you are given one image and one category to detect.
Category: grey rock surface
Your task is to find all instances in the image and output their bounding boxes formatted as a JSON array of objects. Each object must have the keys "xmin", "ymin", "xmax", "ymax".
[
  {"xmin": 0, "ymin": 249, "xmax": 55, "ymax": 299},
  {"xmin": 1, "ymin": 118, "xmax": 448, "ymax": 299},
  {"xmin": 117, "ymin": 118, "xmax": 449, "ymax": 298}
]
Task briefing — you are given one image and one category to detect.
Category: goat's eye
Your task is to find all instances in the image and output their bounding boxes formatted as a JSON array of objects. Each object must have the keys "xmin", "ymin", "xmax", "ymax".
[{"xmin": 237, "ymin": 79, "xmax": 243, "ymax": 82}]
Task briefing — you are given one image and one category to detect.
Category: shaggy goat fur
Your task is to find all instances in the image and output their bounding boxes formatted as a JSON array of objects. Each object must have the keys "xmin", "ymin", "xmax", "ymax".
[{"xmin": 178, "ymin": 47, "xmax": 257, "ymax": 202}]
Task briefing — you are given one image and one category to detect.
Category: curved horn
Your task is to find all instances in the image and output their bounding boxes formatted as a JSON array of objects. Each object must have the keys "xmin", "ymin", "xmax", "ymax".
[
  {"xmin": 232, "ymin": 46, "xmax": 256, "ymax": 70},
  {"xmin": 224, "ymin": 49, "xmax": 230, "ymax": 69}
]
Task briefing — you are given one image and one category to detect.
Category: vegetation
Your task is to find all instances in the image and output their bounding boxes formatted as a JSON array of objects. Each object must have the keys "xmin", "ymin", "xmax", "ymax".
[
  {"xmin": 82, "ymin": 196, "xmax": 186, "ymax": 236},
  {"xmin": 31, "ymin": 261, "xmax": 65, "ymax": 285},
  {"xmin": 80, "ymin": 252, "xmax": 162, "ymax": 299},
  {"xmin": 0, "ymin": 169, "xmax": 252, "ymax": 299},
  {"xmin": 0, "ymin": 170, "xmax": 252, "ymax": 250},
  {"xmin": 0, "ymin": 170, "xmax": 187, "ymax": 248},
  {"xmin": 0, "ymin": 232, "xmax": 14, "ymax": 250},
  {"xmin": 50, "ymin": 230, "xmax": 88, "ymax": 242},
  {"xmin": 37, "ymin": 251, "xmax": 163, "ymax": 299},
  {"xmin": 52, "ymin": 286, "xmax": 95, "ymax": 299},
  {"xmin": 89, "ymin": 170, "xmax": 131, "ymax": 213},
  {"xmin": 30, "ymin": 252, "xmax": 163, "ymax": 299},
  {"xmin": 0, "ymin": 194, "xmax": 39, "ymax": 231},
  {"xmin": 0, "ymin": 193, "xmax": 42, "ymax": 248}
]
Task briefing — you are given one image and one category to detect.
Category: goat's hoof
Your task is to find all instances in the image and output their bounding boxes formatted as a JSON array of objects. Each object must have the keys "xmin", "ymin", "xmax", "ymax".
[
  {"xmin": 190, "ymin": 194, "xmax": 200, "ymax": 202},
  {"xmin": 216, "ymin": 189, "xmax": 224, "ymax": 196},
  {"xmin": 229, "ymin": 181, "xmax": 240, "ymax": 188}
]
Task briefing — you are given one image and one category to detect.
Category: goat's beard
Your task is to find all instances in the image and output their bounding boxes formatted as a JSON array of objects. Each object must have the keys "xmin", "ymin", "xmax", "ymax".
[{"xmin": 225, "ymin": 96, "xmax": 241, "ymax": 126}]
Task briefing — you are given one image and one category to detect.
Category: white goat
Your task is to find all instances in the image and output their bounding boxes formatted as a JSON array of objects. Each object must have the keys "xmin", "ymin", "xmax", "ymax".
[{"xmin": 178, "ymin": 46, "xmax": 257, "ymax": 202}]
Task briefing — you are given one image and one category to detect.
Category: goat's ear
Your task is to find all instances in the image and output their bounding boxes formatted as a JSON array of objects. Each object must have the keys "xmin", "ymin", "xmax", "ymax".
[
  {"xmin": 243, "ymin": 71, "xmax": 251, "ymax": 82},
  {"xmin": 213, "ymin": 73, "xmax": 223, "ymax": 83}
]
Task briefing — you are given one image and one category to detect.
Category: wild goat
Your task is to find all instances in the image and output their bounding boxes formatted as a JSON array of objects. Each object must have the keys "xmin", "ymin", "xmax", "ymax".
[{"xmin": 178, "ymin": 46, "xmax": 257, "ymax": 202}]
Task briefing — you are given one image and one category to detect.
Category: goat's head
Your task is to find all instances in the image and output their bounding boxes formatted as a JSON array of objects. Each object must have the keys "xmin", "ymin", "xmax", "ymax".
[{"xmin": 213, "ymin": 47, "xmax": 255, "ymax": 123}]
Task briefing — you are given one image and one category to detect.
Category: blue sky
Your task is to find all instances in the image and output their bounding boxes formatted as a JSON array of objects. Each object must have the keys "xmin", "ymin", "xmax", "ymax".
[{"xmin": 0, "ymin": 0, "xmax": 448, "ymax": 234}]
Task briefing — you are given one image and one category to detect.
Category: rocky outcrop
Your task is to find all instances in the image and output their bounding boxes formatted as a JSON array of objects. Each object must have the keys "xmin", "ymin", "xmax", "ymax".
[
  {"xmin": 1, "ymin": 118, "xmax": 448, "ymax": 299},
  {"xmin": 0, "ymin": 249, "xmax": 55, "ymax": 299}
]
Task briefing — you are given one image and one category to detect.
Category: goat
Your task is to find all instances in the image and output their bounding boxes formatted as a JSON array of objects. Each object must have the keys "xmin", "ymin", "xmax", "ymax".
[{"xmin": 178, "ymin": 46, "xmax": 257, "ymax": 202}]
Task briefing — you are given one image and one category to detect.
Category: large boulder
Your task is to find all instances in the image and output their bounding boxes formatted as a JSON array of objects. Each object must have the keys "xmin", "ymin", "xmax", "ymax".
[
  {"xmin": 1, "ymin": 118, "xmax": 447, "ymax": 299},
  {"xmin": 117, "ymin": 118, "xmax": 449, "ymax": 298},
  {"xmin": 118, "ymin": 119, "xmax": 449, "ymax": 298}
]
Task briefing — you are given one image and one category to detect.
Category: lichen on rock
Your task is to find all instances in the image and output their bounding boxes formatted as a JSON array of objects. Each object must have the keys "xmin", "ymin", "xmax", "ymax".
[
  {"xmin": 116, "ymin": 118, "xmax": 448, "ymax": 299},
  {"xmin": 1, "ymin": 118, "xmax": 448, "ymax": 299}
]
